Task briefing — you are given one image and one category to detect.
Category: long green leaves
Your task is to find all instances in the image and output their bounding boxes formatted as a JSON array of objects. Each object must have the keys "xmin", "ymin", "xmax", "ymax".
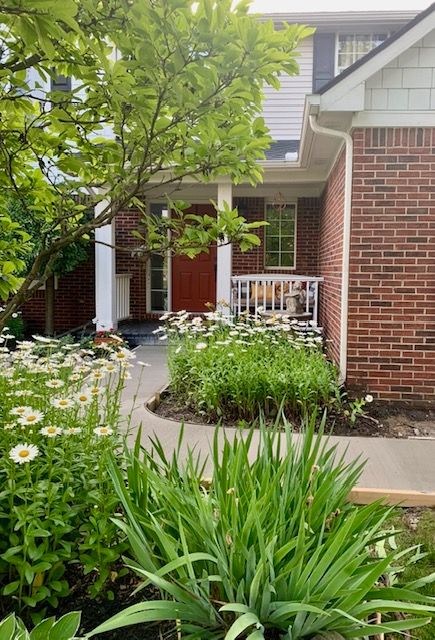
[{"xmin": 88, "ymin": 415, "xmax": 435, "ymax": 639}]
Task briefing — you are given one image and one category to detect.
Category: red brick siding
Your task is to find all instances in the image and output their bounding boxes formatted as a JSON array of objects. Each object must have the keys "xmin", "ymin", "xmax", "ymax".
[
  {"xmin": 231, "ymin": 196, "xmax": 320, "ymax": 275},
  {"xmin": 115, "ymin": 210, "xmax": 147, "ymax": 320},
  {"xmin": 348, "ymin": 127, "xmax": 435, "ymax": 400},
  {"xmin": 22, "ymin": 250, "xmax": 95, "ymax": 334},
  {"xmin": 318, "ymin": 151, "xmax": 346, "ymax": 366}
]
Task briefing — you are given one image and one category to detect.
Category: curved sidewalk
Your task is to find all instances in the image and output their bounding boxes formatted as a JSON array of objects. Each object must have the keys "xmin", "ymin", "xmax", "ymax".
[{"xmin": 121, "ymin": 346, "xmax": 435, "ymax": 494}]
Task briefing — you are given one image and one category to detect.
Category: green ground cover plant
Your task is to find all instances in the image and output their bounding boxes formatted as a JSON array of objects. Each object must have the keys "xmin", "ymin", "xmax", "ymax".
[
  {"xmin": 88, "ymin": 418, "xmax": 435, "ymax": 640},
  {"xmin": 0, "ymin": 611, "xmax": 81, "ymax": 640},
  {"xmin": 0, "ymin": 328, "xmax": 137, "ymax": 617},
  {"xmin": 385, "ymin": 509, "xmax": 435, "ymax": 640},
  {"xmin": 162, "ymin": 312, "xmax": 340, "ymax": 422}
]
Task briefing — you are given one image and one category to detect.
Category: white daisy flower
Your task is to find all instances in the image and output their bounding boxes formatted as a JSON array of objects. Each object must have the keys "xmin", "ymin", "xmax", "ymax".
[
  {"xmin": 93, "ymin": 426, "xmax": 113, "ymax": 437},
  {"xmin": 45, "ymin": 378, "xmax": 65, "ymax": 389},
  {"xmin": 89, "ymin": 386, "xmax": 101, "ymax": 396},
  {"xmin": 39, "ymin": 425, "xmax": 63, "ymax": 437},
  {"xmin": 103, "ymin": 363, "xmax": 117, "ymax": 373},
  {"xmin": 110, "ymin": 348, "xmax": 134, "ymax": 362},
  {"xmin": 65, "ymin": 427, "xmax": 82, "ymax": 434},
  {"xmin": 195, "ymin": 342, "xmax": 207, "ymax": 351},
  {"xmin": 9, "ymin": 443, "xmax": 39, "ymax": 464},
  {"xmin": 76, "ymin": 390, "xmax": 91, "ymax": 405},
  {"xmin": 109, "ymin": 334, "xmax": 124, "ymax": 342},
  {"xmin": 10, "ymin": 406, "xmax": 32, "ymax": 416},
  {"xmin": 365, "ymin": 394, "xmax": 374, "ymax": 403},
  {"xmin": 17, "ymin": 410, "xmax": 44, "ymax": 426},
  {"xmin": 51, "ymin": 398, "xmax": 73, "ymax": 410},
  {"xmin": 32, "ymin": 335, "xmax": 59, "ymax": 343}
]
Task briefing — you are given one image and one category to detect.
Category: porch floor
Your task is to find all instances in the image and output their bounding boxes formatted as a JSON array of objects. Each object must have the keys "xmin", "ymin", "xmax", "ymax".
[{"xmin": 118, "ymin": 320, "xmax": 162, "ymax": 346}]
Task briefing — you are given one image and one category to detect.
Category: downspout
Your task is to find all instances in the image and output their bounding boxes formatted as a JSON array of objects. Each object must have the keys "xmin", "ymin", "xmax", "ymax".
[{"xmin": 308, "ymin": 115, "xmax": 353, "ymax": 384}]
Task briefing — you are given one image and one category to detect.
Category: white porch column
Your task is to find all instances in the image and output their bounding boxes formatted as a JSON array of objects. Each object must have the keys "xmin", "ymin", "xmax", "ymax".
[
  {"xmin": 216, "ymin": 182, "xmax": 233, "ymax": 315},
  {"xmin": 95, "ymin": 199, "xmax": 117, "ymax": 331}
]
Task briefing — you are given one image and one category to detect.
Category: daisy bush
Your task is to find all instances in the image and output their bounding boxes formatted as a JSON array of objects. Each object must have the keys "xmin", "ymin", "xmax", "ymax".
[
  {"xmin": 161, "ymin": 311, "xmax": 340, "ymax": 422},
  {"xmin": 0, "ymin": 331, "xmax": 135, "ymax": 614}
]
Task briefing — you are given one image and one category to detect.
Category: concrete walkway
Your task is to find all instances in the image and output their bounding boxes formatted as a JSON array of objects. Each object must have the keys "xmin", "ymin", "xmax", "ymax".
[{"xmin": 121, "ymin": 346, "xmax": 435, "ymax": 493}]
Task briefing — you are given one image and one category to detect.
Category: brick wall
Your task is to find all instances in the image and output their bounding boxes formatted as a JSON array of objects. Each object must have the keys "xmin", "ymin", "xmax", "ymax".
[
  {"xmin": 232, "ymin": 196, "xmax": 320, "ymax": 275},
  {"xmin": 348, "ymin": 127, "xmax": 435, "ymax": 400},
  {"xmin": 115, "ymin": 210, "xmax": 147, "ymax": 320},
  {"xmin": 22, "ymin": 250, "xmax": 95, "ymax": 334},
  {"xmin": 318, "ymin": 151, "xmax": 346, "ymax": 366}
]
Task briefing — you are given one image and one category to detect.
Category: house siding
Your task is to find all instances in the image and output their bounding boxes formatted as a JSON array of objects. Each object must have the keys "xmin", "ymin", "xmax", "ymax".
[
  {"xmin": 347, "ymin": 127, "xmax": 435, "ymax": 400},
  {"xmin": 365, "ymin": 31, "xmax": 435, "ymax": 111},
  {"xmin": 21, "ymin": 251, "xmax": 95, "ymax": 334},
  {"xmin": 262, "ymin": 36, "xmax": 313, "ymax": 140},
  {"xmin": 318, "ymin": 151, "xmax": 346, "ymax": 367}
]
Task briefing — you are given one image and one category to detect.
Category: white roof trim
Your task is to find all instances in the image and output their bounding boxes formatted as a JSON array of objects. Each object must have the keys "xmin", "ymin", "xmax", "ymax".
[
  {"xmin": 258, "ymin": 10, "xmax": 417, "ymax": 26},
  {"xmin": 320, "ymin": 8, "xmax": 435, "ymax": 110}
]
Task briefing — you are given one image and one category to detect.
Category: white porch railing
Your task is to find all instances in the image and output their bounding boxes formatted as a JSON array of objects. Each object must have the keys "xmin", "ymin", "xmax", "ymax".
[
  {"xmin": 231, "ymin": 274, "xmax": 323, "ymax": 325},
  {"xmin": 116, "ymin": 273, "xmax": 132, "ymax": 321}
]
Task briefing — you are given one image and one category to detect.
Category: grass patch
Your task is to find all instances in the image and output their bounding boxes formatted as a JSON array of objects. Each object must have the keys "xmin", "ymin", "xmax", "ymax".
[{"xmin": 386, "ymin": 508, "xmax": 435, "ymax": 639}]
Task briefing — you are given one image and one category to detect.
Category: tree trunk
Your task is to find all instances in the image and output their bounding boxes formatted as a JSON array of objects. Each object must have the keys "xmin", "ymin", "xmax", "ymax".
[{"xmin": 44, "ymin": 274, "xmax": 55, "ymax": 335}]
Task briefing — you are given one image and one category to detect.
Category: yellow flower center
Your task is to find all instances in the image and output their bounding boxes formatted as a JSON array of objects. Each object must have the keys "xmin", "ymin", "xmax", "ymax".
[
  {"xmin": 79, "ymin": 395, "xmax": 87, "ymax": 402},
  {"xmin": 26, "ymin": 415, "xmax": 37, "ymax": 422},
  {"xmin": 59, "ymin": 400, "xmax": 68, "ymax": 406},
  {"xmin": 19, "ymin": 450, "xmax": 29, "ymax": 458},
  {"xmin": 17, "ymin": 408, "xmax": 25, "ymax": 414},
  {"xmin": 47, "ymin": 427, "xmax": 56, "ymax": 433},
  {"xmin": 100, "ymin": 428, "xmax": 108, "ymax": 434}
]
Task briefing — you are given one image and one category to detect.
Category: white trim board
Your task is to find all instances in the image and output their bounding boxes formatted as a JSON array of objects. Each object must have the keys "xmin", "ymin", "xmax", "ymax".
[{"xmin": 353, "ymin": 110, "xmax": 435, "ymax": 127}]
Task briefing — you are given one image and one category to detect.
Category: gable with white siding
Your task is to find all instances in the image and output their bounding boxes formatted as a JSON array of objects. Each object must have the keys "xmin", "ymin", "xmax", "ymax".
[
  {"xmin": 262, "ymin": 36, "xmax": 313, "ymax": 141},
  {"xmin": 365, "ymin": 29, "xmax": 435, "ymax": 110}
]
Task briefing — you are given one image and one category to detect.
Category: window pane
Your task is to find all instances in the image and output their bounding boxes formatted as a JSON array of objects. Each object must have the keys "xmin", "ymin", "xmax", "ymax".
[
  {"xmin": 282, "ymin": 238, "xmax": 294, "ymax": 253},
  {"xmin": 267, "ymin": 219, "xmax": 280, "ymax": 235},
  {"xmin": 338, "ymin": 33, "xmax": 387, "ymax": 73},
  {"xmin": 151, "ymin": 290, "xmax": 166, "ymax": 311},
  {"xmin": 266, "ymin": 237, "xmax": 279, "ymax": 252},
  {"xmin": 280, "ymin": 252, "xmax": 294, "ymax": 267},
  {"xmin": 265, "ymin": 253, "xmax": 280, "ymax": 267}
]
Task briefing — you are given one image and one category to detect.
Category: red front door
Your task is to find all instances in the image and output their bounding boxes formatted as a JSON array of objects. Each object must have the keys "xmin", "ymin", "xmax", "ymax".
[{"xmin": 171, "ymin": 204, "xmax": 217, "ymax": 312}]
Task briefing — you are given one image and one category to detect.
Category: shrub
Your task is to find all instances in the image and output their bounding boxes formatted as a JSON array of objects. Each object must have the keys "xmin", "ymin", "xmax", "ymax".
[
  {"xmin": 88, "ymin": 417, "xmax": 435, "ymax": 640},
  {"xmin": 0, "ymin": 331, "xmax": 134, "ymax": 614},
  {"xmin": 163, "ymin": 312, "xmax": 340, "ymax": 421}
]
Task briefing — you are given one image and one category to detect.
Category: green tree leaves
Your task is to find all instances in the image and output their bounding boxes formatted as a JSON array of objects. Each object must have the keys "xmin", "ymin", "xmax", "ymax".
[{"xmin": 0, "ymin": 0, "xmax": 312, "ymax": 324}]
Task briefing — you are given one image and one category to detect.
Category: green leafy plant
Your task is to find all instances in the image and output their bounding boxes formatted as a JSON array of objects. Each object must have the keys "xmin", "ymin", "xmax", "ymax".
[
  {"xmin": 88, "ymin": 417, "xmax": 435, "ymax": 639},
  {"xmin": 0, "ymin": 611, "xmax": 81, "ymax": 640},
  {"xmin": 163, "ymin": 312, "xmax": 339, "ymax": 421},
  {"xmin": 0, "ymin": 332, "xmax": 134, "ymax": 613}
]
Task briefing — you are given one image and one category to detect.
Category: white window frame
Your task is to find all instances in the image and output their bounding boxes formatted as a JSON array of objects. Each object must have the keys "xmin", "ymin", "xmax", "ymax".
[
  {"xmin": 335, "ymin": 32, "xmax": 390, "ymax": 76},
  {"xmin": 264, "ymin": 200, "xmax": 297, "ymax": 271},
  {"xmin": 146, "ymin": 202, "xmax": 171, "ymax": 314}
]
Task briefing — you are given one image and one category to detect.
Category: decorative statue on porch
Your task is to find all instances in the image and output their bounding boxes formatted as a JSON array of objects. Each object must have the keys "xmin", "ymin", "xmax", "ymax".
[{"xmin": 285, "ymin": 281, "xmax": 305, "ymax": 316}]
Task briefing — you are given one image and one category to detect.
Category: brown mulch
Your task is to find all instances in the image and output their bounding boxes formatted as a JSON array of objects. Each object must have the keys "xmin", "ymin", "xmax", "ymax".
[
  {"xmin": 48, "ymin": 565, "xmax": 176, "ymax": 640},
  {"xmin": 153, "ymin": 391, "xmax": 435, "ymax": 439}
]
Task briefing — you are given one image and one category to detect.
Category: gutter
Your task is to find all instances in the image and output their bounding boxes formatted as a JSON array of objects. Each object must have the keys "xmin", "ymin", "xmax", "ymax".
[{"xmin": 308, "ymin": 115, "xmax": 353, "ymax": 384}]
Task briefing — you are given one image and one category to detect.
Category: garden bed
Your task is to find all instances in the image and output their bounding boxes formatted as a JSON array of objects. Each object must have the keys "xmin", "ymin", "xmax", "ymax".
[
  {"xmin": 151, "ymin": 387, "xmax": 435, "ymax": 439},
  {"xmin": 52, "ymin": 566, "xmax": 174, "ymax": 640}
]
